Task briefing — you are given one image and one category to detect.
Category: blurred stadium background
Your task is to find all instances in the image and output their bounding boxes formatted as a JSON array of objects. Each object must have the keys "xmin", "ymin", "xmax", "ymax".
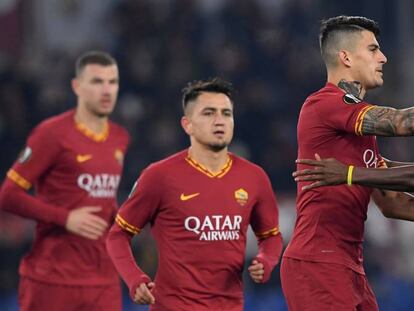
[{"xmin": 1, "ymin": 0, "xmax": 414, "ymax": 310}]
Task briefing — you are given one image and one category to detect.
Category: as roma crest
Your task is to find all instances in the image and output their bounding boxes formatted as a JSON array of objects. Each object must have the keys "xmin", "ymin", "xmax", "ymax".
[
  {"xmin": 114, "ymin": 148, "xmax": 124, "ymax": 165},
  {"xmin": 234, "ymin": 188, "xmax": 248, "ymax": 206}
]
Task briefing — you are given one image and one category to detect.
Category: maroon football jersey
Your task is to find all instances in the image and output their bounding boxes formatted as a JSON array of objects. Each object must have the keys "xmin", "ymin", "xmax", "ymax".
[
  {"xmin": 116, "ymin": 150, "xmax": 280, "ymax": 310},
  {"xmin": 284, "ymin": 83, "xmax": 385, "ymax": 274},
  {"xmin": 4, "ymin": 110, "xmax": 129, "ymax": 285}
]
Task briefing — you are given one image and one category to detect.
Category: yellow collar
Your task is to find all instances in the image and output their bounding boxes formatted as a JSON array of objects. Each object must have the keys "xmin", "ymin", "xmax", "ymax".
[
  {"xmin": 185, "ymin": 154, "xmax": 232, "ymax": 178},
  {"xmin": 75, "ymin": 120, "xmax": 109, "ymax": 142}
]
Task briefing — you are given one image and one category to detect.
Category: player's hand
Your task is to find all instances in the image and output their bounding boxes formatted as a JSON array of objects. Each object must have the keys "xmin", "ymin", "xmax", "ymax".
[
  {"xmin": 65, "ymin": 206, "xmax": 108, "ymax": 240},
  {"xmin": 134, "ymin": 282, "xmax": 155, "ymax": 304},
  {"xmin": 293, "ymin": 153, "xmax": 348, "ymax": 190},
  {"xmin": 248, "ymin": 259, "xmax": 265, "ymax": 283}
]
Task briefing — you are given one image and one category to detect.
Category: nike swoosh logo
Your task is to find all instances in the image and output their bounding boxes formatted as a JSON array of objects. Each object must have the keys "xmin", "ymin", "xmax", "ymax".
[
  {"xmin": 180, "ymin": 193, "xmax": 200, "ymax": 201},
  {"xmin": 76, "ymin": 154, "xmax": 93, "ymax": 163}
]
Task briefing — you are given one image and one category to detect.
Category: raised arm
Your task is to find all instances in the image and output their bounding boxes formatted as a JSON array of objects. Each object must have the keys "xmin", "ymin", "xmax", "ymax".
[{"xmin": 361, "ymin": 106, "xmax": 414, "ymax": 136}]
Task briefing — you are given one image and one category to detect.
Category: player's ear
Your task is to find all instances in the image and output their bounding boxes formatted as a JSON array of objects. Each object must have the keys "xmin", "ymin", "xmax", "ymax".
[
  {"xmin": 71, "ymin": 78, "xmax": 80, "ymax": 96},
  {"xmin": 338, "ymin": 50, "xmax": 352, "ymax": 68},
  {"xmin": 181, "ymin": 116, "xmax": 192, "ymax": 135}
]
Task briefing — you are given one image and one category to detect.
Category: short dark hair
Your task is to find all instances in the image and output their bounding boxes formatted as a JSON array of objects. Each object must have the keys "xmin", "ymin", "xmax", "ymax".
[
  {"xmin": 75, "ymin": 50, "xmax": 117, "ymax": 76},
  {"xmin": 319, "ymin": 16, "xmax": 380, "ymax": 67},
  {"xmin": 181, "ymin": 77, "xmax": 233, "ymax": 112}
]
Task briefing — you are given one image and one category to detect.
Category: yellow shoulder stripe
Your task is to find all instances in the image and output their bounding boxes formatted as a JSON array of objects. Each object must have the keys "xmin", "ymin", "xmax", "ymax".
[
  {"xmin": 354, "ymin": 105, "xmax": 374, "ymax": 136},
  {"xmin": 7, "ymin": 169, "xmax": 31, "ymax": 190}
]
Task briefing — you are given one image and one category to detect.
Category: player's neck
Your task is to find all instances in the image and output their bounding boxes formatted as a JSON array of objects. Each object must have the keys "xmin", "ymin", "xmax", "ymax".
[
  {"xmin": 188, "ymin": 146, "xmax": 229, "ymax": 174},
  {"xmin": 74, "ymin": 106, "xmax": 108, "ymax": 134},
  {"xmin": 327, "ymin": 71, "xmax": 367, "ymax": 99}
]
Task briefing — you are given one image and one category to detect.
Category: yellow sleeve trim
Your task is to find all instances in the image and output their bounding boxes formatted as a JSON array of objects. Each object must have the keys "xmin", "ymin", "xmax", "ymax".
[
  {"xmin": 115, "ymin": 214, "xmax": 141, "ymax": 235},
  {"xmin": 255, "ymin": 226, "xmax": 280, "ymax": 240},
  {"xmin": 7, "ymin": 169, "xmax": 32, "ymax": 190},
  {"xmin": 354, "ymin": 105, "xmax": 375, "ymax": 136}
]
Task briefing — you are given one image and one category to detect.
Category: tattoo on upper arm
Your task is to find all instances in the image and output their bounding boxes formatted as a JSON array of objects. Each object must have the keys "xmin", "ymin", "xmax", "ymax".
[
  {"xmin": 361, "ymin": 107, "xmax": 396, "ymax": 136},
  {"xmin": 337, "ymin": 79, "xmax": 414, "ymax": 136},
  {"xmin": 361, "ymin": 106, "xmax": 414, "ymax": 136}
]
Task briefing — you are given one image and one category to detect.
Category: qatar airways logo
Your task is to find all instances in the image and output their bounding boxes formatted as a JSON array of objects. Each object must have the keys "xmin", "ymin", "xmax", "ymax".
[
  {"xmin": 363, "ymin": 149, "xmax": 379, "ymax": 168},
  {"xmin": 184, "ymin": 215, "xmax": 242, "ymax": 241},
  {"xmin": 77, "ymin": 174, "xmax": 120, "ymax": 198}
]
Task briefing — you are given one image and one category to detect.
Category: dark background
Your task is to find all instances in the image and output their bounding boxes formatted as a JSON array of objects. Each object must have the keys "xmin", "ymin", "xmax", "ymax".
[{"xmin": 1, "ymin": 0, "xmax": 414, "ymax": 310}]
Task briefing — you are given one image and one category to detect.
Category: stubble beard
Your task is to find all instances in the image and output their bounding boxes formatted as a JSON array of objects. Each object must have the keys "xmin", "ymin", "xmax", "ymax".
[
  {"xmin": 208, "ymin": 142, "xmax": 228, "ymax": 152},
  {"xmin": 89, "ymin": 105, "xmax": 113, "ymax": 118},
  {"xmin": 95, "ymin": 111, "xmax": 111, "ymax": 118}
]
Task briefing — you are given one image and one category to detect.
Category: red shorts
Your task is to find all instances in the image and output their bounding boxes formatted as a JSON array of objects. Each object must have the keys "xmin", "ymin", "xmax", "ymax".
[
  {"xmin": 18, "ymin": 277, "xmax": 122, "ymax": 311},
  {"xmin": 280, "ymin": 258, "xmax": 378, "ymax": 311}
]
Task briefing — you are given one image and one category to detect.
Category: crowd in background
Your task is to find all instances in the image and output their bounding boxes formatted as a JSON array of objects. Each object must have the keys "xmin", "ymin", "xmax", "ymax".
[{"xmin": 1, "ymin": 0, "xmax": 414, "ymax": 310}]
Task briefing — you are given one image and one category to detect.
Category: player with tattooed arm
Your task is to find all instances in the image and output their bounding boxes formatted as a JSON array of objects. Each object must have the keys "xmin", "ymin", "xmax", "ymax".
[{"xmin": 281, "ymin": 16, "xmax": 414, "ymax": 311}]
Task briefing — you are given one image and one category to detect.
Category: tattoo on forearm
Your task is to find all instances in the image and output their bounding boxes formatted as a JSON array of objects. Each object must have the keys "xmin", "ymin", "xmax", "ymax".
[
  {"xmin": 338, "ymin": 80, "xmax": 362, "ymax": 97},
  {"xmin": 361, "ymin": 107, "xmax": 414, "ymax": 136}
]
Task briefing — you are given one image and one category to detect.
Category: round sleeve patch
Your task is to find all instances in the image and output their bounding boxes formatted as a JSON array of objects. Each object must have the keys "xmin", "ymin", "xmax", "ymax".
[
  {"xmin": 343, "ymin": 93, "xmax": 362, "ymax": 105},
  {"xmin": 18, "ymin": 146, "xmax": 32, "ymax": 164}
]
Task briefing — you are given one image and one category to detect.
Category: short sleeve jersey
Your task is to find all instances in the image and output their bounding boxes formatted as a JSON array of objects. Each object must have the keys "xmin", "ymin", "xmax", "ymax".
[
  {"xmin": 116, "ymin": 150, "xmax": 280, "ymax": 311},
  {"xmin": 284, "ymin": 83, "xmax": 385, "ymax": 274},
  {"xmin": 6, "ymin": 110, "xmax": 129, "ymax": 285}
]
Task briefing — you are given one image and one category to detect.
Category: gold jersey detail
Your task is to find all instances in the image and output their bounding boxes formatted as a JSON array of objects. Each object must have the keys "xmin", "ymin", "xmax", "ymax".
[
  {"xmin": 378, "ymin": 159, "xmax": 387, "ymax": 168},
  {"xmin": 255, "ymin": 227, "xmax": 280, "ymax": 240},
  {"xmin": 75, "ymin": 120, "xmax": 109, "ymax": 142},
  {"xmin": 7, "ymin": 169, "xmax": 32, "ymax": 190},
  {"xmin": 114, "ymin": 148, "xmax": 124, "ymax": 165},
  {"xmin": 76, "ymin": 154, "xmax": 93, "ymax": 163},
  {"xmin": 115, "ymin": 214, "xmax": 141, "ymax": 235},
  {"xmin": 354, "ymin": 105, "xmax": 374, "ymax": 136},
  {"xmin": 180, "ymin": 193, "xmax": 200, "ymax": 201},
  {"xmin": 234, "ymin": 188, "xmax": 248, "ymax": 206},
  {"xmin": 185, "ymin": 154, "xmax": 232, "ymax": 178}
]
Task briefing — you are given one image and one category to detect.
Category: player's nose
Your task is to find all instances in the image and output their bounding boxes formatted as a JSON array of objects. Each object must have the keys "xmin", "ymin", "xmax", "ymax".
[{"xmin": 379, "ymin": 50, "xmax": 387, "ymax": 64}]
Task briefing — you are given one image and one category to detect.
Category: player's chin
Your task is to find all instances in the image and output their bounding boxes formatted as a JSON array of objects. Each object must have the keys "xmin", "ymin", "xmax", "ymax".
[
  {"xmin": 209, "ymin": 142, "xmax": 228, "ymax": 152},
  {"xmin": 374, "ymin": 74, "xmax": 384, "ymax": 86},
  {"xmin": 366, "ymin": 79, "xmax": 383, "ymax": 90},
  {"xmin": 377, "ymin": 79, "xmax": 384, "ymax": 86},
  {"xmin": 95, "ymin": 108, "xmax": 113, "ymax": 118}
]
